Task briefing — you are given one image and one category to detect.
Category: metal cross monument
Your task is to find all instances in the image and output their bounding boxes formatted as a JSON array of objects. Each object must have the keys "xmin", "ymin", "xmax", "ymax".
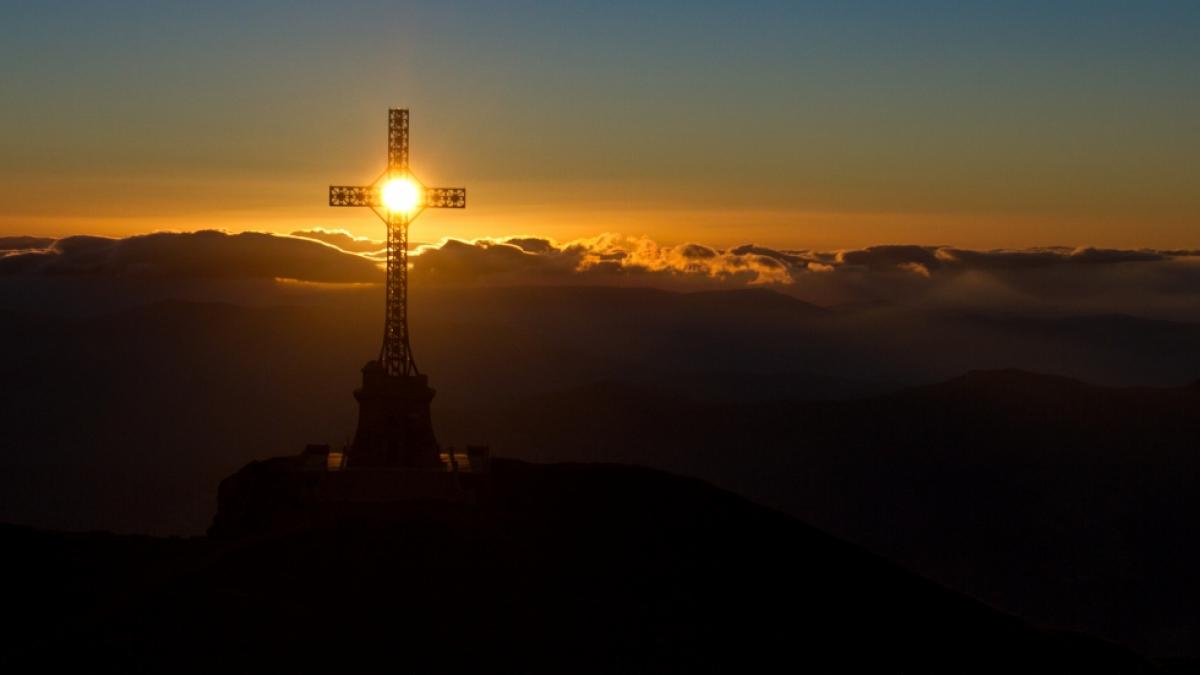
[
  {"xmin": 328, "ymin": 109, "xmax": 465, "ymax": 468},
  {"xmin": 329, "ymin": 108, "xmax": 466, "ymax": 378}
]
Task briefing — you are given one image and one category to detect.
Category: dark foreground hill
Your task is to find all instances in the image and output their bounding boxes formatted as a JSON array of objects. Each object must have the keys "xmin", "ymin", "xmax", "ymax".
[
  {"xmin": 1, "ymin": 460, "xmax": 1157, "ymax": 674},
  {"xmin": 446, "ymin": 370, "xmax": 1200, "ymax": 659}
]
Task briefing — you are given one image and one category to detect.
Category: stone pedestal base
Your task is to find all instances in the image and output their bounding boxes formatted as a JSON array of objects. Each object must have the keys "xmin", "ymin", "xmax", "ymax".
[{"xmin": 348, "ymin": 360, "xmax": 442, "ymax": 469}]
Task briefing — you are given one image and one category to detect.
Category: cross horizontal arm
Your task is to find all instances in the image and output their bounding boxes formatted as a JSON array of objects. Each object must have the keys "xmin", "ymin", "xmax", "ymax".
[
  {"xmin": 329, "ymin": 185, "xmax": 467, "ymax": 208},
  {"xmin": 423, "ymin": 187, "xmax": 467, "ymax": 208},
  {"xmin": 329, "ymin": 186, "xmax": 378, "ymax": 207}
]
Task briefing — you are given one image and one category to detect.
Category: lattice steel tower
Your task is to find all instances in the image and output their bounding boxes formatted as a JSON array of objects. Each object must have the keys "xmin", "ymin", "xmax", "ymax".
[{"xmin": 328, "ymin": 108, "xmax": 466, "ymax": 468}]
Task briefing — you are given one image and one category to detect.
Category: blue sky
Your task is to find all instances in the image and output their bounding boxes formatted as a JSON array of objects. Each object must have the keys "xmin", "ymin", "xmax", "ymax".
[{"xmin": 1, "ymin": 0, "xmax": 1197, "ymax": 247}]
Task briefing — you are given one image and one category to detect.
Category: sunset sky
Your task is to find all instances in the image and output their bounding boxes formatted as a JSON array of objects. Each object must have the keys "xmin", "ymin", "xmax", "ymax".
[{"xmin": 1, "ymin": 1, "xmax": 1196, "ymax": 249}]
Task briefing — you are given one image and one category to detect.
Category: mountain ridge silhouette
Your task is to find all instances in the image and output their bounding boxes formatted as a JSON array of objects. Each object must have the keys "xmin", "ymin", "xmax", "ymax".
[
  {"xmin": 0, "ymin": 291, "xmax": 1197, "ymax": 658},
  {"xmin": 0, "ymin": 459, "xmax": 1166, "ymax": 674}
]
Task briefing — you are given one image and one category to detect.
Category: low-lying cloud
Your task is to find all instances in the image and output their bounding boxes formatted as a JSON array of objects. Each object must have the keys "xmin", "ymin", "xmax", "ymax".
[
  {"xmin": 4, "ymin": 229, "xmax": 1199, "ymax": 320},
  {"xmin": 290, "ymin": 228, "xmax": 385, "ymax": 255},
  {"xmin": 0, "ymin": 230, "xmax": 381, "ymax": 283},
  {"xmin": 413, "ymin": 234, "xmax": 800, "ymax": 287}
]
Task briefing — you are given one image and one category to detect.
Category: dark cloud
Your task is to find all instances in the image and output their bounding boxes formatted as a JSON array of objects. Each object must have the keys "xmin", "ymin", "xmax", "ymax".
[
  {"xmin": 411, "ymin": 234, "xmax": 795, "ymax": 288},
  {"xmin": 412, "ymin": 236, "xmax": 1194, "ymax": 290},
  {"xmin": 0, "ymin": 236, "xmax": 55, "ymax": 252},
  {"xmin": 503, "ymin": 237, "xmax": 558, "ymax": 254},
  {"xmin": 1065, "ymin": 247, "xmax": 1167, "ymax": 264},
  {"xmin": 0, "ymin": 230, "xmax": 381, "ymax": 283},
  {"xmin": 290, "ymin": 228, "xmax": 384, "ymax": 255},
  {"xmin": 409, "ymin": 236, "xmax": 1200, "ymax": 321},
  {"xmin": 412, "ymin": 238, "xmax": 576, "ymax": 284},
  {"xmin": 837, "ymin": 245, "xmax": 943, "ymax": 270},
  {"xmin": 729, "ymin": 244, "xmax": 820, "ymax": 267},
  {"xmin": 934, "ymin": 247, "xmax": 1068, "ymax": 269},
  {"xmin": 3, "ymin": 229, "xmax": 1197, "ymax": 320},
  {"xmin": 679, "ymin": 243, "xmax": 718, "ymax": 259},
  {"xmin": 937, "ymin": 246, "xmax": 1167, "ymax": 269}
]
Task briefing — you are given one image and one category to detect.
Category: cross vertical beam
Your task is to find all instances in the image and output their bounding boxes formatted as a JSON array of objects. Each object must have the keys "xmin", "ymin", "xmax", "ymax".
[
  {"xmin": 383, "ymin": 207, "xmax": 414, "ymax": 377},
  {"xmin": 385, "ymin": 110, "xmax": 413, "ymax": 376},
  {"xmin": 388, "ymin": 108, "xmax": 409, "ymax": 174},
  {"xmin": 328, "ymin": 108, "xmax": 466, "ymax": 379}
]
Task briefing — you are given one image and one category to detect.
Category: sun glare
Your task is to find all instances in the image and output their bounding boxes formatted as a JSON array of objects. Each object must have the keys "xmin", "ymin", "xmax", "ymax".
[{"xmin": 381, "ymin": 178, "xmax": 422, "ymax": 213}]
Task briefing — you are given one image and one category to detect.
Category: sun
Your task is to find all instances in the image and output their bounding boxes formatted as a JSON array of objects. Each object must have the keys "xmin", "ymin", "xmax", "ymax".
[{"xmin": 381, "ymin": 177, "xmax": 422, "ymax": 213}]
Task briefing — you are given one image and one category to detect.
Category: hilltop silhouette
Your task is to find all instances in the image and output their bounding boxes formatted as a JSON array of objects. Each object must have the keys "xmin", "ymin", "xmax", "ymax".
[
  {"xmin": 450, "ymin": 368, "xmax": 1200, "ymax": 658},
  {"xmin": 2, "ymin": 460, "xmax": 1161, "ymax": 674}
]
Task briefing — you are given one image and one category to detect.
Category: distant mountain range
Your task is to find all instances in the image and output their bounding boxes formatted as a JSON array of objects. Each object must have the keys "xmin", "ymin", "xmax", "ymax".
[{"xmin": 1, "ymin": 286, "xmax": 1197, "ymax": 659}]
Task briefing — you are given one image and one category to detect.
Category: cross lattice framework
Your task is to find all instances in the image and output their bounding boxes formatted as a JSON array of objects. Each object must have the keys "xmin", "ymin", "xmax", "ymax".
[{"xmin": 329, "ymin": 109, "xmax": 466, "ymax": 377}]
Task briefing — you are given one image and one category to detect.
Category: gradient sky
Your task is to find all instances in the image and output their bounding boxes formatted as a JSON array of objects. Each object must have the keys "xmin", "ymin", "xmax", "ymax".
[{"xmin": 1, "ymin": 0, "xmax": 1197, "ymax": 249}]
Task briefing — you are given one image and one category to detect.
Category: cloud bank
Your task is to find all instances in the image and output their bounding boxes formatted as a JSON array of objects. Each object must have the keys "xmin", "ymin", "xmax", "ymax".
[
  {"xmin": 290, "ymin": 228, "xmax": 385, "ymax": 255},
  {"xmin": 0, "ymin": 230, "xmax": 381, "ymax": 283},
  {"xmin": 407, "ymin": 235, "xmax": 1200, "ymax": 318},
  {"xmin": 4, "ymin": 229, "xmax": 1198, "ymax": 319}
]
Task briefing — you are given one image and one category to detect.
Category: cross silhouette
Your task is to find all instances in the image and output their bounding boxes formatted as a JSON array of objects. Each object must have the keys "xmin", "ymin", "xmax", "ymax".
[{"xmin": 328, "ymin": 109, "xmax": 466, "ymax": 377}]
